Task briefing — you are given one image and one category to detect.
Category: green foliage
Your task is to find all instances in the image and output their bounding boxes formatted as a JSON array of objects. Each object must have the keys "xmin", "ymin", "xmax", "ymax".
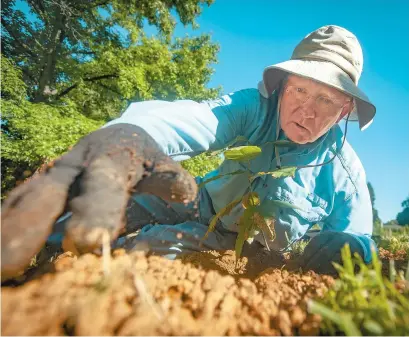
[
  {"xmin": 309, "ymin": 245, "xmax": 409, "ymax": 336},
  {"xmin": 396, "ymin": 197, "xmax": 409, "ymax": 226},
  {"xmin": 384, "ymin": 219, "xmax": 399, "ymax": 227},
  {"xmin": 224, "ymin": 145, "xmax": 262, "ymax": 161},
  {"xmin": 379, "ymin": 230, "xmax": 409, "ymax": 255},
  {"xmin": 250, "ymin": 167, "xmax": 297, "ymax": 181},
  {"xmin": 1, "ymin": 57, "xmax": 103, "ymax": 197},
  {"xmin": 1, "ymin": 98, "xmax": 103, "ymax": 196},
  {"xmin": 2, "ymin": 100, "xmax": 102, "ymax": 163},
  {"xmin": 2, "ymin": 0, "xmax": 220, "ymax": 119},
  {"xmin": 181, "ymin": 152, "xmax": 223, "ymax": 178},
  {"xmin": 367, "ymin": 182, "xmax": 383, "ymax": 235},
  {"xmin": 288, "ymin": 239, "xmax": 310, "ymax": 259},
  {"xmin": 234, "ymin": 208, "xmax": 254, "ymax": 258},
  {"xmin": 61, "ymin": 34, "xmax": 220, "ymax": 120},
  {"xmin": 1, "ymin": 56, "xmax": 26, "ymax": 101},
  {"xmin": 1, "ymin": 0, "xmax": 221, "ymax": 195}
]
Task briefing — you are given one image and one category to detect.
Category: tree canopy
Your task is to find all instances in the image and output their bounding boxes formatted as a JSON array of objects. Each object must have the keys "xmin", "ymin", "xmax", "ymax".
[
  {"xmin": 1, "ymin": 0, "xmax": 222, "ymax": 197},
  {"xmin": 396, "ymin": 196, "xmax": 409, "ymax": 226},
  {"xmin": 1, "ymin": 0, "xmax": 220, "ymax": 118},
  {"xmin": 367, "ymin": 182, "xmax": 383, "ymax": 235}
]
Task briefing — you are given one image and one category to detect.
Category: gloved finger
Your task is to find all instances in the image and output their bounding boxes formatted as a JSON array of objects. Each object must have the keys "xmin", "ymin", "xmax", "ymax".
[
  {"xmin": 134, "ymin": 155, "xmax": 197, "ymax": 203},
  {"xmin": 63, "ymin": 153, "xmax": 144, "ymax": 254},
  {"xmin": 302, "ymin": 242, "xmax": 334, "ymax": 273},
  {"xmin": 298, "ymin": 233, "xmax": 333, "ymax": 267},
  {"xmin": 63, "ymin": 152, "xmax": 198, "ymax": 254},
  {"xmin": 1, "ymin": 145, "xmax": 87, "ymax": 280},
  {"xmin": 304, "ymin": 245, "xmax": 340, "ymax": 275},
  {"xmin": 315, "ymin": 251, "xmax": 342, "ymax": 275}
]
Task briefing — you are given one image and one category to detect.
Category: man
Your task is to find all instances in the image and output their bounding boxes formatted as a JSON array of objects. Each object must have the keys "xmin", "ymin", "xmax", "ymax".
[{"xmin": 1, "ymin": 25, "xmax": 376, "ymax": 279}]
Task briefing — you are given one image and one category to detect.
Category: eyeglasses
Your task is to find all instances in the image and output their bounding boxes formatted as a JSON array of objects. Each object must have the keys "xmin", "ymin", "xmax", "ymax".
[{"xmin": 285, "ymin": 85, "xmax": 350, "ymax": 114}]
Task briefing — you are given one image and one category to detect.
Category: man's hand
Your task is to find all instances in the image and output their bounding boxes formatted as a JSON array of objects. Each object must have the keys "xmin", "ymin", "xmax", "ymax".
[
  {"xmin": 1, "ymin": 124, "xmax": 197, "ymax": 280},
  {"xmin": 298, "ymin": 232, "xmax": 365, "ymax": 275}
]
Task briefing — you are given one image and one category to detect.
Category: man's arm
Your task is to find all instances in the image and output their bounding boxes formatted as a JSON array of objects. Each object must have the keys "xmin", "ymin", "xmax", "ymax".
[
  {"xmin": 103, "ymin": 88, "xmax": 262, "ymax": 161},
  {"xmin": 321, "ymin": 180, "xmax": 376, "ymax": 263}
]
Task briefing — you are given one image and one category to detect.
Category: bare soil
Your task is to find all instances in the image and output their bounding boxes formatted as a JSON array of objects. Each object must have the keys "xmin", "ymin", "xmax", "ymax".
[{"xmin": 1, "ymin": 245, "xmax": 407, "ymax": 336}]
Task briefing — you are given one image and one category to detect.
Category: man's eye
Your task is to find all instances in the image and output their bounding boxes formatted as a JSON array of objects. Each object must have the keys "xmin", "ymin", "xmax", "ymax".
[
  {"xmin": 295, "ymin": 87, "xmax": 305, "ymax": 93},
  {"xmin": 318, "ymin": 97, "xmax": 334, "ymax": 105}
]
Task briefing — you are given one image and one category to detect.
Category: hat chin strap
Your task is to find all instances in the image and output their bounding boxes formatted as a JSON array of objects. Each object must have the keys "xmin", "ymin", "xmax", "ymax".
[{"xmin": 258, "ymin": 80, "xmax": 269, "ymax": 98}]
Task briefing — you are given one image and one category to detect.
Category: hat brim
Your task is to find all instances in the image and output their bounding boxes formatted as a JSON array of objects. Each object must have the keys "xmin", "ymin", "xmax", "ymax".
[{"xmin": 263, "ymin": 60, "xmax": 376, "ymax": 131}]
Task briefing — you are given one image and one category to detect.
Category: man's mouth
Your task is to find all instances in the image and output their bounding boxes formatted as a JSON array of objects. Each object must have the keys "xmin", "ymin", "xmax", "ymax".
[{"xmin": 295, "ymin": 122, "xmax": 309, "ymax": 132}]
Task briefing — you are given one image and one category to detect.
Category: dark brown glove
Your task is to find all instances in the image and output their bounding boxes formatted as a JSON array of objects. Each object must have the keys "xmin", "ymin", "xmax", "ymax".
[{"xmin": 1, "ymin": 124, "xmax": 197, "ymax": 279}]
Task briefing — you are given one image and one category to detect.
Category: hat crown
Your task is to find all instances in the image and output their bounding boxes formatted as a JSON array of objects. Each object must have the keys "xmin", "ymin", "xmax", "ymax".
[{"xmin": 291, "ymin": 25, "xmax": 363, "ymax": 84}]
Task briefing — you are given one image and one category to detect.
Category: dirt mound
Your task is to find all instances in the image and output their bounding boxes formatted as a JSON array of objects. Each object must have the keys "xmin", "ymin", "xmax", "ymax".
[
  {"xmin": 2, "ymin": 249, "xmax": 334, "ymax": 336},
  {"xmin": 378, "ymin": 247, "xmax": 408, "ymax": 261}
]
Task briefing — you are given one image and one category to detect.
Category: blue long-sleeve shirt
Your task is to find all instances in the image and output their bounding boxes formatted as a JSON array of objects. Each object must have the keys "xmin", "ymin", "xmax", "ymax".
[{"xmin": 105, "ymin": 87, "xmax": 375, "ymax": 262}]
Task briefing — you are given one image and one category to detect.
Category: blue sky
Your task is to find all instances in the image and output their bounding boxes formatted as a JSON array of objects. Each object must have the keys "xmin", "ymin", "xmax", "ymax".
[
  {"xmin": 15, "ymin": 0, "xmax": 408, "ymax": 222},
  {"xmin": 167, "ymin": 0, "xmax": 408, "ymax": 222}
]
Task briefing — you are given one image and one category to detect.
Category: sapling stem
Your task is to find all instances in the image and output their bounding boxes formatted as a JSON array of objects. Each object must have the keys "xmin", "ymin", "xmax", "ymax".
[{"xmin": 102, "ymin": 230, "xmax": 111, "ymax": 277}]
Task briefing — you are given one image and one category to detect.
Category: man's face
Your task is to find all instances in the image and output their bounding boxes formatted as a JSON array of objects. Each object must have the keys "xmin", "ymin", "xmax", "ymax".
[{"xmin": 279, "ymin": 75, "xmax": 353, "ymax": 144}]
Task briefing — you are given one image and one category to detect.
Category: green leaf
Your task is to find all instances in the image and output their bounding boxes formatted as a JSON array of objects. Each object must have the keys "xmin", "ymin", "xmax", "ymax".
[
  {"xmin": 308, "ymin": 300, "xmax": 343, "ymax": 324},
  {"xmin": 341, "ymin": 315, "xmax": 362, "ymax": 336},
  {"xmin": 224, "ymin": 146, "xmax": 262, "ymax": 162},
  {"xmin": 309, "ymin": 301, "xmax": 362, "ymax": 336},
  {"xmin": 258, "ymin": 199, "xmax": 304, "ymax": 218},
  {"xmin": 203, "ymin": 196, "xmax": 243, "ymax": 240},
  {"xmin": 241, "ymin": 192, "xmax": 260, "ymax": 209},
  {"xmin": 341, "ymin": 243, "xmax": 354, "ymax": 275},
  {"xmin": 250, "ymin": 166, "xmax": 297, "ymax": 181},
  {"xmin": 235, "ymin": 208, "xmax": 254, "ymax": 259},
  {"xmin": 209, "ymin": 136, "xmax": 249, "ymax": 156},
  {"xmin": 362, "ymin": 319, "xmax": 384, "ymax": 335},
  {"xmin": 198, "ymin": 170, "xmax": 246, "ymax": 188}
]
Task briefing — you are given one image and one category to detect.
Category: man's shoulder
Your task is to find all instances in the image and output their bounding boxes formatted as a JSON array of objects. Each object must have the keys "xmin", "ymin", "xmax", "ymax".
[
  {"xmin": 201, "ymin": 88, "xmax": 262, "ymax": 113},
  {"xmin": 207, "ymin": 87, "xmax": 260, "ymax": 103}
]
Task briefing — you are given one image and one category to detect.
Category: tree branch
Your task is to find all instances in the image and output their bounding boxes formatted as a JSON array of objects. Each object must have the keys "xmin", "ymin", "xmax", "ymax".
[
  {"xmin": 1, "ymin": 18, "xmax": 37, "ymax": 57},
  {"xmin": 96, "ymin": 82, "xmax": 123, "ymax": 97},
  {"xmin": 56, "ymin": 74, "xmax": 119, "ymax": 99},
  {"xmin": 72, "ymin": 0, "xmax": 111, "ymax": 12}
]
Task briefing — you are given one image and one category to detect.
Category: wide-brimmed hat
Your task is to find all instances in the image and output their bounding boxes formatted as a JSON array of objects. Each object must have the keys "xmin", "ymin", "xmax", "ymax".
[{"xmin": 259, "ymin": 25, "xmax": 376, "ymax": 131}]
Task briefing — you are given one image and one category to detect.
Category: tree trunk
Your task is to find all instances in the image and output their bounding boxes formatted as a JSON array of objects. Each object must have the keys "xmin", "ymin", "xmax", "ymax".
[{"xmin": 35, "ymin": 7, "xmax": 66, "ymax": 102}]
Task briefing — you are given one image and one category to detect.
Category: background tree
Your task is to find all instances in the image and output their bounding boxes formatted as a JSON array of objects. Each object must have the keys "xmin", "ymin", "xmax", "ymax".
[
  {"xmin": 1, "ymin": 0, "xmax": 222, "ymax": 198},
  {"xmin": 1, "ymin": 0, "xmax": 220, "ymax": 118},
  {"xmin": 384, "ymin": 219, "xmax": 399, "ymax": 227},
  {"xmin": 367, "ymin": 182, "xmax": 383, "ymax": 235},
  {"xmin": 1, "ymin": 56, "xmax": 102, "ymax": 196},
  {"xmin": 396, "ymin": 196, "xmax": 409, "ymax": 226}
]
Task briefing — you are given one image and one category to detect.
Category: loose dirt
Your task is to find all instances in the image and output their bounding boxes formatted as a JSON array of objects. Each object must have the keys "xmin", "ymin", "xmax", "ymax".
[{"xmin": 1, "ymin": 245, "xmax": 407, "ymax": 336}]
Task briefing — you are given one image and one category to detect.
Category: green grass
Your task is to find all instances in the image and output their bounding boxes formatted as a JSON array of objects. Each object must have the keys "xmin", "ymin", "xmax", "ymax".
[
  {"xmin": 309, "ymin": 244, "xmax": 409, "ymax": 336},
  {"xmin": 288, "ymin": 238, "xmax": 310, "ymax": 259},
  {"xmin": 378, "ymin": 228, "xmax": 409, "ymax": 256}
]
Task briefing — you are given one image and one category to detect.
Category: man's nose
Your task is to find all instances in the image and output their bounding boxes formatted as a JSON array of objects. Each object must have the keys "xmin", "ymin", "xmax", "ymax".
[{"xmin": 300, "ymin": 99, "xmax": 316, "ymax": 118}]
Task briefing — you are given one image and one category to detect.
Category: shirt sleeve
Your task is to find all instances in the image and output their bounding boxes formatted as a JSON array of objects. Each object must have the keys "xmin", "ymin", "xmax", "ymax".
[
  {"xmin": 103, "ymin": 88, "xmax": 261, "ymax": 161},
  {"xmin": 321, "ymin": 183, "xmax": 376, "ymax": 263}
]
